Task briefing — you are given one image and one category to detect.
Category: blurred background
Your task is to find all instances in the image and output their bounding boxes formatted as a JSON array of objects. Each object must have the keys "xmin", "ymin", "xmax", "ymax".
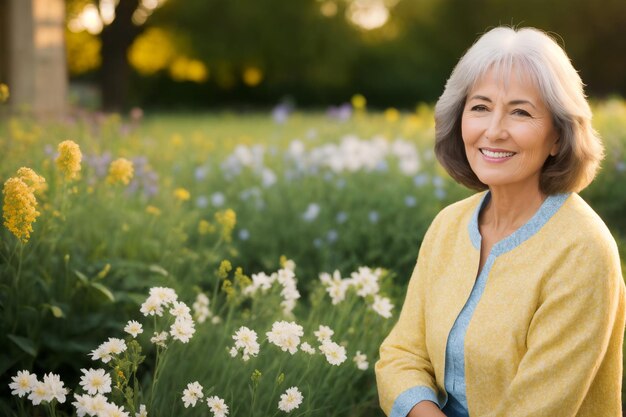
[{"xmin": 1, "ymin": 0, "xmax": 625, "ymax": 115}]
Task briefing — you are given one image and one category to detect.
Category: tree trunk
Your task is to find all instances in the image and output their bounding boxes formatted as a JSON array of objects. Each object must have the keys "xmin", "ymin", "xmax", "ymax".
[{"xmin": 100, "ymin": 0, "xmax": 141, "ymax": 112}]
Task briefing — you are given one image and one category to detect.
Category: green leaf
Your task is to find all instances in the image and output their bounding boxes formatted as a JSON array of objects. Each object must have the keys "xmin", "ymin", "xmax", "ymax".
[
  {"xmin": 90, "ymin": 282, "xmax": 115, "ymax": 302},
  {"xmin": 148, "ymin": 264, "xmax": 169, "ymax": 276},
  {"xmin": 74, "ymin": 269, "xmax": 89, "ymax": 284},
  {"xmin": 7, "ymin": 334, "xmax": 37, "ymax": 356}
]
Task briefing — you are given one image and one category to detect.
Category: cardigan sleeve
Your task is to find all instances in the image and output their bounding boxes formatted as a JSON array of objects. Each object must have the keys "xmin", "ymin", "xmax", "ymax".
[
  {"xmin": 375, "ymin": 219, "xmax": 445, "ymax": 416},
  {"xmin": 485, "ymin": 238, "xmax": 625, "ymax": 417}
]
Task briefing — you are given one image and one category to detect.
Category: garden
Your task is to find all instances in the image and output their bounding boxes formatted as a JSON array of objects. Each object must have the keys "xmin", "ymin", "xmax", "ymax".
[{"xmin": 2, "ymin": 96, "xmax": 626, "ymax": 416}]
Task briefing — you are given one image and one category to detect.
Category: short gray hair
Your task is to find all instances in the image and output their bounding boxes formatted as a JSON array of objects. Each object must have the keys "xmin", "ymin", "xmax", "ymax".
[{"xmin": 434, "ymin": 26, "xmax": 604, "ymax": 194}]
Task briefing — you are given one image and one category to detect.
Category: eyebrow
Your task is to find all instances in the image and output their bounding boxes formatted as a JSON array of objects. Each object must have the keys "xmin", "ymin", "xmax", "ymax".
[{"xmin": 468, "ymin": 95, "xmax": 537, "ymax": 109}]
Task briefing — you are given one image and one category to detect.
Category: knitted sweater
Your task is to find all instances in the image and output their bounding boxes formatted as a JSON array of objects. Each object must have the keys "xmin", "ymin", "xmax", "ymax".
[{"xmin": 375, "ymin": 191, "xmax": 626, "ymax": 417}]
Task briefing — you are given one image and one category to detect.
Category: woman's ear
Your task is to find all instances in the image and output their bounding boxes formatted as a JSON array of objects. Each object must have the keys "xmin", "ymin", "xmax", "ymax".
[{"xmin": 550, "ymin": 137, "xmax": 560, "ymax": 157}]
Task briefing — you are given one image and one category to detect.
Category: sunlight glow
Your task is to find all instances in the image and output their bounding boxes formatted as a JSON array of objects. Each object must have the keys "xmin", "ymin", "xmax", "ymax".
[{"xmin": 347, "ymin": 0, "xmax": 389, "ymax": 30}]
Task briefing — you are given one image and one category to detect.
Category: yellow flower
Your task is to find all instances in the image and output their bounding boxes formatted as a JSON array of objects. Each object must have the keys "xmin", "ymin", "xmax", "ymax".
[
  {"xmin": 351, "ymin": 94, "xmax": 366, "ymax": 110},
  {"xmin": 198, "ymin": 219, "xmax": 215, "ymax": 235},
  {"xmin": 0, "ymin": 83, "xmax": 9, "ymax": 102},
  {"xmin": 107, "ymin": 158, "xmax": 134, "ymax": 185},
  {"xmin": 55, "ymin": 140, "xmax": 82, "ymax": 180},
  {"xmin": 384, "ymin": 107, "xmax": 400, "ymax": 123},
  {"xmin": 146, "ymin": 205, "xmax": 161, "ymax": 216},
  {"xmin": 234, "ymin": 267, "xmax": 252, "ymax": 289},
  {"xmin": 217, "ymin": 260, "xmax": 232, "ymax": 279},
  {"xmin": 174, "ymin": 188, "xmax": 190, "ymax": 201},
  {"xmin": 215, "ymin": 208, "xmax": 236, "ymax": 242},
  {"xmin": 2, "ymin": 177, "xmax": 41, "ymax": 242},
  {"xmin": 16, "ymin": 167, "xmax": 46, "ymax": 194},
  {"xmin": 243, "ymin": 66, "xmax": 263, "ymax": 87}
]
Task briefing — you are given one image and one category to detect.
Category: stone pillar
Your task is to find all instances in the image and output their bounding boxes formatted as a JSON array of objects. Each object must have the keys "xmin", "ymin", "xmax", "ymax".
[
  {"xmin": 5, "ymin": 0, "xmax": 67, "ymax": 118},
  {"xmin": 33, "ymin": 0, "xmax": 67, "ymax": 117},
  {"xmin": 6, "ymin": 0, "xmax": 35, "ymax": 112}
]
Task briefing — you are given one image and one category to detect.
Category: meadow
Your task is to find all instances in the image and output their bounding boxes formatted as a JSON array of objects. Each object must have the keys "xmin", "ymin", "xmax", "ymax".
[{"xmin": 1, "ymin": 99, "xmax": 626, "ymax": 417}]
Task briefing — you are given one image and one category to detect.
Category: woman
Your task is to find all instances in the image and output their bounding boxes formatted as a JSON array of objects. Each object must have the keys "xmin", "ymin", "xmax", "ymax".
[{"xmin": 375, "ymin": 26, "xmax": 626, "ymax": 417}]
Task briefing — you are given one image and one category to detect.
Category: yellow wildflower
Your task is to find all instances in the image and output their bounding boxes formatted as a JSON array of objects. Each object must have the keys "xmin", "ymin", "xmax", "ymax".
[
  {"xmin": 215, "ymin": 208, "xmax": 236, "ymax": 242},
  {"xmin": 384, "ymin": 107, "xmax": 400, "ymax": 123},
  {"xmin": 16, "ymin": 167, "xmax": 46, "ymax": 194},
  {"xmin": 0, "ymin": 83, "xmax": 9, "ymax": 102},
  {"xmin": 221, "ymin": 279, "xmax": 235, "ymax": 300},
  {"xmin": 174, "ymin": 188, "xmax": 190, "ymax": 201},
  {"xmin": 2, "ymin": 177, "xmax": 40, "ymax": 242},
  {"xmin": 351, "ymin": 94, "xmax": 366, "ymax": 110},
  {"xmin": 106, "ymin": 158, "xmax": 134, "ymax": 185},
  {"xmin": 234, "ymin": 267, "xmax": 252, "ymax": 289},
  {"xmin": 146, "ymin": 205, "xmax": 161, "ymax": 216},
  {"xmin": 217, "ymin": 260, "xmax": 232, "ymax": 279},
  {"xmin": 55, "ymin": 140, "xmax": 82, "ymax": 180},
  {"xmin": 198, "ymin": 219, "xmax": 215, "ymax": 235}
]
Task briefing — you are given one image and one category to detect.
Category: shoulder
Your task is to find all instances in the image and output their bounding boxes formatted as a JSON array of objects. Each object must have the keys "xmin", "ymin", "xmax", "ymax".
[{"xmin": 552, "ymin": 193, "xmax": 619, "ymax": 258}]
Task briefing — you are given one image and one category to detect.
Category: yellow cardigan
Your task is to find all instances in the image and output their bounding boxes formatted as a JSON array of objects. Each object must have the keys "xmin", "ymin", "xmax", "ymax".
[{"xmin": 376, "ymin": 192, "xmax": 625, "ymax": 417}]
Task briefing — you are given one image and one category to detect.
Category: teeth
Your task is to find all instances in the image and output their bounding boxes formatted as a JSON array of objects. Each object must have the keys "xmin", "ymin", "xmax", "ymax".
[{"xmin": 481, "ymin": 149, "xmax": 515, "ymax": 158}]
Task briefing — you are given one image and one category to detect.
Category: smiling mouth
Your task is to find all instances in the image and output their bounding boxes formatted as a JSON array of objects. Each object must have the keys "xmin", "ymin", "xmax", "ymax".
[{"xmin": 480, "ymin": 148, "xmax": 516, "ymax": 158}]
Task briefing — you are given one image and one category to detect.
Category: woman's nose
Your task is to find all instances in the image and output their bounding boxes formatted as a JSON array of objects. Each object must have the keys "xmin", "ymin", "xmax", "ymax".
[{"xmin": 484, "ymin": 111, "xmax": 507, "ymax": 140}]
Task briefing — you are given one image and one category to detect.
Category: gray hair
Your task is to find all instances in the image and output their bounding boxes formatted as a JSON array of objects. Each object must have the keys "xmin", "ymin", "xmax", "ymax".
[{"xmin": 434, "ymin": 26, "xmax": 604, "ymax": 194}]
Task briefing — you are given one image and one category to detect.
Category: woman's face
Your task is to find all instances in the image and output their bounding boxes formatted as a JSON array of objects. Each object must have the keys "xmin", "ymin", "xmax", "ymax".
[{"xmin": 461, "ymin": 67, "xmax": 559, "ymax": 194}]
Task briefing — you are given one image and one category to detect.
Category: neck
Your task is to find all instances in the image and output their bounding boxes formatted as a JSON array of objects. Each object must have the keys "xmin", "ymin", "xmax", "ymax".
[{"xmin": 481, "ymin": 185, "xmax": 546, "ymax": 235}]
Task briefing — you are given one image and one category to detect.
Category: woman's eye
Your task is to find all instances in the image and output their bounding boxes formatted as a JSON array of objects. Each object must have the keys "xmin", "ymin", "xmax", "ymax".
[
  {"xmin": 470, "ymin": 105, "xmax": 488, "ymax": 112},
  {"xmin": 513, "ymin": 109, "xmax": 531, "ymax": 117}
]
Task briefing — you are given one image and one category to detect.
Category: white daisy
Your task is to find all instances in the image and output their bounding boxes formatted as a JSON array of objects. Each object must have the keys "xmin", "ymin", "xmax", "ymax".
[
  {"xmin": 72, "ymin": 393, "xmax": 91, "ymax": 417},
  {"xmin": 105, "ymin": 403, "xmax": 130, "ymax": 417},
  {"xmin": 150, "ymin": 331, "xmax": 168, "ymax": 347},
  {"xmin": 207, "ymin": 395, "xmax": 229, "ymax": 417},
  {"xmin": 9, "ymin": 370, "xmax": 37, "ymax": 397},
  {"xmin": 43, "ymin": 373, "xmax": 68, "ymax": 404},
  {"xmin": 266, "ymin": 321, "xmax": 303, "ymax": 354},
  {"xmin": 28, "ymin": 380, "xmax": 50, "ymax": 405},
  {"xmin": 135, "ymin": 404, "xmax": 148, "ymax": 417},
  {"xmin": 278, "ymin": 386, "xmax": 303, "ymax": 412},
  {"xmin": 319, "ymin": 340, "xmax": 347, "ymax": 366},
  {"xmin": 372, "ymin": 295, "xmax": 394, "ymax": 319},
  {"xmin": 182, "ymin": 381, "xmax": 204, "ymax": 408},
  {"xmin": 313, "ymin": 325, "xmax": 334, "ymax": 342},
  {"xmin": 140, "ymin": 295, "xmax": 164, "ymax": 317},
  {"xmin": 300, "ymin": 342, "xmax": 315, "ymax": 355},
  {"xmin": 124, "ymin": 320, "xmax": 143, "ymax": 338},
  {"xmin": 79, "ymin": 368, "xmax": 111, "ymax": 395},
  {"xmin": 353, "ymin": 351, "xmax": 369, "ymax": 370},
  {"xmin": 169, "ymin": 301, "xmax": 192, "ymax": 320},
  {"xmin": 232, "ymin": 326, "xmax": 260, "ymax": 361},
  {"xmin": 149, "ymin": 287, "xmax": 178, "ymax": 304},
  {"xmin": 170, "ymin": 317, "xmax": 195, "ymax": 343}
]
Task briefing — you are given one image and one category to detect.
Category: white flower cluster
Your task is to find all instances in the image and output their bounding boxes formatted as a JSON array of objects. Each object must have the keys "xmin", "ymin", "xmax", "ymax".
[
  {"xmin": 219, "ymin": 136, "xmax": 422, "ymax": 184},
  {"xmin": 314, "ymin": 325, "xmax": 347, "ymax": 366},
  {"xmin": 266, "ymin": 321, "xmax": 304, "ymax": 355},
  {"xmin": 230, "ymin": 326, "xmax": 260, "ymax": 361},
  {"xmin": 319, "ymin": 267, "xmax": 394, "ymax": 318},
  {"xmin": 181, "ymin": 381, "xmax": 229, "ymax": 417},
  {"xmin": 140, "ymin": 287, "xmax": 196, "ymax": 344},
  {"xmin": 9, "ymin": 369, "xmax": 147, "ymax": 417},
  {"xmin": 9, "ymin": 371, "xmax": 68, "ymax": 405},
  {"xmin": 89, "ymin": 338, "xmax": 127, "ymax": 363},
  {"xmin": 192, "ymin": 292, "xmax": 212, "ymax": 323},
  {"xmin": 243, "ymin": 261, "xmax": 301, "ymax": 316}
]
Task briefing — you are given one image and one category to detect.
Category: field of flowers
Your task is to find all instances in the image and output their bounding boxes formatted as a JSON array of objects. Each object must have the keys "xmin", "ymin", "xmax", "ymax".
[{"xmin": 2, "ymin": 98, "xmax": 626, "ymax": 417}]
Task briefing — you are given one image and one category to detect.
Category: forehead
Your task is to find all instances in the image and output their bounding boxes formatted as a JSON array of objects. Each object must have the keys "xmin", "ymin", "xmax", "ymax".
[{"xmin": 469, "ymin": 62, "xmax": 542, "ymax": 97}]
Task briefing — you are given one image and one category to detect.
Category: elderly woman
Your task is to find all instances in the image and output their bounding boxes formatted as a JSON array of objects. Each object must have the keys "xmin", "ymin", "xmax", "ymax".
[{"xmin": 375, "ymin": 26, "xmax": 626, "ymax": 417}]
